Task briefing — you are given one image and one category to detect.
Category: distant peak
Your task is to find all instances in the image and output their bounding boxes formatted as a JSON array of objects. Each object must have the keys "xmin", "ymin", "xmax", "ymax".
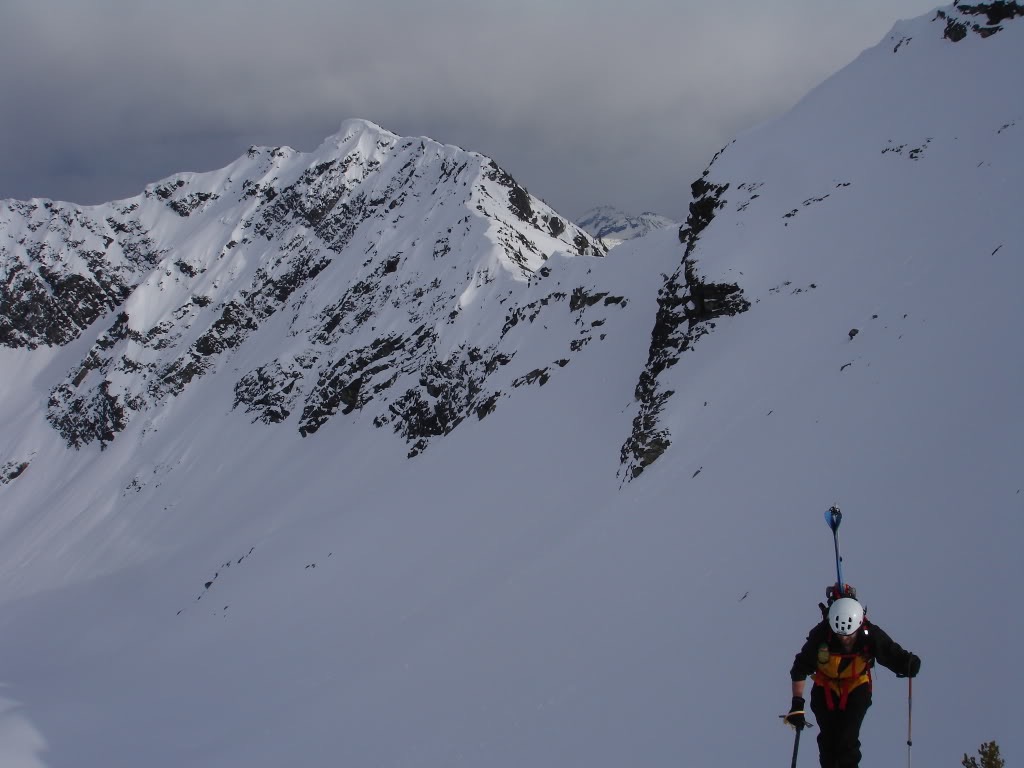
[
  {"xmin": 578, "ymin": 206, "xmax": 677, "ymax": 245},
  {"xmin": 318, "ymin": 119, "xmax": 398, "ymax": 152}
]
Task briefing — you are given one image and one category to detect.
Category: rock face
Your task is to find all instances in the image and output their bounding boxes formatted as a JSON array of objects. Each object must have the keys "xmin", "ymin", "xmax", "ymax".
[
  {"xmin": 619, "ymin": 175, "xmax": 749, "ymax": 479},
  {"xmin": 939, "ymin": 1, "xmax": 1023, "ymax": 41},
  {"xmin": 2, "ymin": 120, "xmax": 612, "ymax": 454},
  {"xmin": 0, "ymin": 200, "xmax": 162, "ymax": 348}
]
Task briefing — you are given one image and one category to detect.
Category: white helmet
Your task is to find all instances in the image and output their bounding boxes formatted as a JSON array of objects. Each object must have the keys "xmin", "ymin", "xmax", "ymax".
[{"xmin": 828, "ymin": 597, "xmax": 864, "ymax": 636}]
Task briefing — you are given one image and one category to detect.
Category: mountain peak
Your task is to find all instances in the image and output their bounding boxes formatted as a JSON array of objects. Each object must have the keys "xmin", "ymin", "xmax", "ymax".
[
  {"xmin": 1, "ymin": 119, "xmax": 606, "ymax": 456},
  {"xmin": 317, "ymin": 117, "xmax": 399, "ymax": 153}
]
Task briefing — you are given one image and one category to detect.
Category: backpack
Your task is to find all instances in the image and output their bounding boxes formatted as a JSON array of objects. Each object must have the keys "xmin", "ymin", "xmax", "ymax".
[{"xmin": 818, "ymin": 582, "xmax": 857, "ymax": 620}]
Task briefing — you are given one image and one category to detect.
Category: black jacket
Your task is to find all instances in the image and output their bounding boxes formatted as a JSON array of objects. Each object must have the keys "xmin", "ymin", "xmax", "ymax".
[{"xmin": 790, "ymin": 619, "xmax": 916, "ymax": 682}]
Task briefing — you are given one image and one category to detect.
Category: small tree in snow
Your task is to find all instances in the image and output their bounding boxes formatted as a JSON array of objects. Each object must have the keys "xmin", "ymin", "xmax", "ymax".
[{"xmin": 962, "ymin": 741, "xmax": 1005, "ymax": 768}]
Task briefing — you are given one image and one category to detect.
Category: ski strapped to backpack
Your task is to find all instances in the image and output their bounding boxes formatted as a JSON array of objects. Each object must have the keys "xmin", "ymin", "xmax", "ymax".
[
  {"xmin": 820, "ymin": 505, "xmax": 857, "ymax": 616},
  {"xmin": 816, "ymin": 505, "xmax": 874, "ymax": 711},
  {"xmin": 825, "ymin": 505, "xmax": 844, "ymax": 586}
]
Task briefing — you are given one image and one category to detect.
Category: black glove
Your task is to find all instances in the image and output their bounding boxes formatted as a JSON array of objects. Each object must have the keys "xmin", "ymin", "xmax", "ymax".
[
  {"xmin": 907, "ymin": 653, "xmax": 920, "ymax": 678},
  {"xmin": 897, "ymin": 653, "xmax": 921, "ymax": 678},
  {"xmin": 784, "ymin": 696, "xmax": 806, "ymax": 730}
]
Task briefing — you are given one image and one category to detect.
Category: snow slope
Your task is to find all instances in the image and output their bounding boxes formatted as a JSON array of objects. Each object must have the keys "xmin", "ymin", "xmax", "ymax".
[{"xmin": 0, "ymin": 4, "xmax": 1022, "ymax": 767}]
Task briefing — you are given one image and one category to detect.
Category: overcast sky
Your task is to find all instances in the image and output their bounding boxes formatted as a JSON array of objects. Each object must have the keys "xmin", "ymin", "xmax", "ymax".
[{"xmin": 1, "ymin": 0, "xmax": 941, "ymax": 221}]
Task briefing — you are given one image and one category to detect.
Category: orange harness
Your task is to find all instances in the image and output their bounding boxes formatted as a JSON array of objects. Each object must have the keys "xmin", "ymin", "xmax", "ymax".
[{"xmin": 814, "ymin": 649, "xmax": 873, "ymax": 711}]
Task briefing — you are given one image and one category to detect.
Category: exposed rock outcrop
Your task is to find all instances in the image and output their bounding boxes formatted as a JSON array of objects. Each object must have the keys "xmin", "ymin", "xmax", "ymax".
[
  {"xmin": 621, "ymin": 173, "xmax": 750, "ymax": 480},
  {"xmin": 939, "ymin": 1, "xmax": 1023, "ymax": 41}
]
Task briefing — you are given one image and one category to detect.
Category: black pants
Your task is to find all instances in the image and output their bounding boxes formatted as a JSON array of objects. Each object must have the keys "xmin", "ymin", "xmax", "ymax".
[{"xmin": 810, "ymin": 683, "xmax": 872, "ymax": 768}]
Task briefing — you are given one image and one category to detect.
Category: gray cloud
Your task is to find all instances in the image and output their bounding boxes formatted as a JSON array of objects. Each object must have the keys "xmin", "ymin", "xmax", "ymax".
[{"xmin": 0, "ymin": 0, "xmax": 941, "ymax": 219}]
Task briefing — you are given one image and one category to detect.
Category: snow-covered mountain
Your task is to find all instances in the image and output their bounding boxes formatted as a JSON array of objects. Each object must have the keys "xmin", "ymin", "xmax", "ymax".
[
  {"xmin": 1, "ymin": 119, "xmax": 609, "ymax": 459},
  {"xmin": 1, "ymin": 4, "xmax": 1022, "ymax": 767},
  {"xmin": 577, "ymin": 205, "xmax": 676, "ymax": 247}
]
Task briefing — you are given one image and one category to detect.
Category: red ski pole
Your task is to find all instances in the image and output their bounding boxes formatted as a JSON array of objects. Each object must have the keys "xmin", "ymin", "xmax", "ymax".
[{"xmin": 907, "ymin": 677, "xmax": 913, "ymax": 768}]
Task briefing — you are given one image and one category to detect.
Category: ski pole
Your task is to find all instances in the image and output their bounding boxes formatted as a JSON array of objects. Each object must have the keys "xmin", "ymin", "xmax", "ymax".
[
  {"xmin": 907, "ymin": 676, "xmax": 913, "ymax": 768},
  {"xmin": 779, "ymin": 717, "xmax": 813, "ymax": 767},
  {"xmin": 825, "ymin": 505, "xmax": 844, "ymax": 588}
]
